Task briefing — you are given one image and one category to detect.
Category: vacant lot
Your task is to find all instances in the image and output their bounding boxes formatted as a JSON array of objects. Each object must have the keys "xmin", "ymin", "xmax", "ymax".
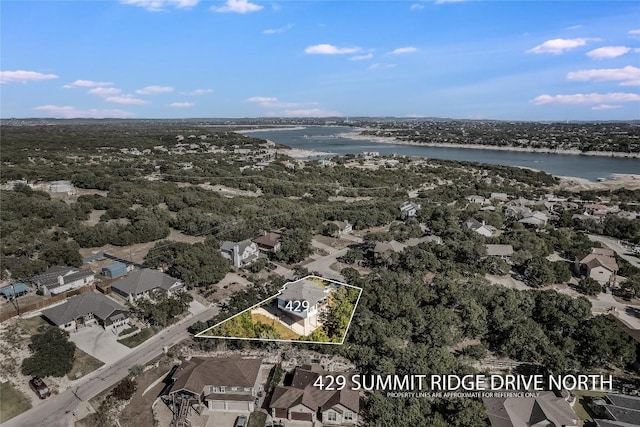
[
  {"xmin": 251, "ymin": 313, "xmax": 300, "ymax": 340},
  {"xmin": 68, "ymin": 348, "xmax": 105, "ymax": 380},
  {"xmin": 0, "ymin": 381, "xmax": 32, "ymax": 423}
]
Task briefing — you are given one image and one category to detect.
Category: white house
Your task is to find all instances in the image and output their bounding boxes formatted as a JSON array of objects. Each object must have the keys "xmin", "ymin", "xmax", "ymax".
[
  {"xmin": 464, "ymin": 218, "xmax": 497, "ymax": 237},
  {"xmin": 400, "ymin": 201, "xmax": 421, "ymax": 219},
  {"xmin": 220, "ymin": 239, "xmax": 260, "ymax": 268},
  {"xmin": 277, "ymin": 279, "xmax": 332, "ymax": 335},
  {"xmin": 32, "ymin": 266, "xmax": 95, "ymax": 296}
]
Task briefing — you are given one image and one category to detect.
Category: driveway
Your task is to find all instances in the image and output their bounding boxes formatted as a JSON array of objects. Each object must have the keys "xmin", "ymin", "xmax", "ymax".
[
  {"xmin": 69, "ymin": 326, "xmax": 132, "ymax": 364},
  {"xmin": 188, "ymin": 299, "xmax": 207, "ymax": 316},
  {"xmin": 205, "ymin": 412, "xmax": 246, "ymax": 427}
]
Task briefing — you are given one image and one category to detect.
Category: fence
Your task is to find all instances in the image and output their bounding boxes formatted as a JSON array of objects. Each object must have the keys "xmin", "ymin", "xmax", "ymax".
[{"xmin": 0, "ymin": 284, "xmax": 96, "ymax": 322}]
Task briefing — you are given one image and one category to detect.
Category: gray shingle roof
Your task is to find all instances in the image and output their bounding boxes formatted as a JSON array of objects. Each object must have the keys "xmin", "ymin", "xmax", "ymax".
[
  {"xmin": 220, "ymin": 239, "xmax": 255, "ymax": 253},
  {"xmin": 41, "ymin": 292, "xmax": 128, "ymax": 326},
  {"xmin": 31, "ymin": 266, "xmax": 94, "ymax": 290},
  {"xmin": 170, "ymin": 357, "xmax": 262, "ymax": 395},
  {"xmin": 279, "ymin": 279, "xmax": 328, "ymax": 304},
  {"xmin": 111, "ymin": 268, "xmax": 180, "ymax": 297}
]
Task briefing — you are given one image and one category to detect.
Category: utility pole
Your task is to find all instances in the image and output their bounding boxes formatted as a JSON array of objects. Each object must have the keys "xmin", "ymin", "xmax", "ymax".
[{"xmin": 10, "ymin": 283, "xmax": 20, "ymax": 315}]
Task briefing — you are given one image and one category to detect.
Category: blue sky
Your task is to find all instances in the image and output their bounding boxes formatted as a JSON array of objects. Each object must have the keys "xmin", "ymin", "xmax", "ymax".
[{"xmin": 1, "ymin": 0, "xmax": 639, "ymax": 120}]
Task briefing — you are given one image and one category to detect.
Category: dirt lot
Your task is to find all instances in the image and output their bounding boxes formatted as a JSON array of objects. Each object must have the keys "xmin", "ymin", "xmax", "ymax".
[{"xmin": 79, "ymin": 228, "xmax": 206, "ymax": 264}]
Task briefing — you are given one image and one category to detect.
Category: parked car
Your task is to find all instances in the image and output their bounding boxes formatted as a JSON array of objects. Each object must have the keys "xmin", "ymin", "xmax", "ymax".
[
  {"xmin": 234, "ymin": 416, "xmax": 248, "ymax": 427},
  {"xmin": 29, "ymin": 377, "xmax": 50, "ymax": 399}
]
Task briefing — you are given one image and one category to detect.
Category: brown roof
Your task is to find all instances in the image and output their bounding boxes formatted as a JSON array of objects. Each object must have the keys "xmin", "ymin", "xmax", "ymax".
[
  {"xmin": 170, "ymin": 357, "xmax": 262, "ymax": 395},
  {"xmin": 483, "ymin": 391, "xmax": 580, "ymax": 427},
  {"xmin": 579, "ymin": 253, "xmax": 618, "ymax": 273},
  {"xmin": 252, "ymin": 231, "xmax": 283, "ymax": 249},
  {"xmin": 270, "ymin": 365, "xmax": 359, "ymax": 413},
  {"xmin": 591, "ymin": 247, "xmax": 615, "ymax": 257}
]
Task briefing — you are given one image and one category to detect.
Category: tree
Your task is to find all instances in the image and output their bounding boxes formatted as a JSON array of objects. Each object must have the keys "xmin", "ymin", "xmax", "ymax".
[
  {"xmin": 322, "ymin": 286, "xmax": 358, "ymax": 341},
  {"xmin": 21, "ymin": 326, "xmax": 76, "ymax": 377},
  {"xmin": 274, "ymin": 229, "xmax": 312, "ymax": 264},
  {"xmin": 39, "ymin": 240, "xmax": 82, "ymax": 267},
  {"xmin": 576, "ymin": 277, "xmax": 602, "ymax": 296},
  {"xmin": 111, "ymin": 377, "xmax": 137, "ymax": 400}
]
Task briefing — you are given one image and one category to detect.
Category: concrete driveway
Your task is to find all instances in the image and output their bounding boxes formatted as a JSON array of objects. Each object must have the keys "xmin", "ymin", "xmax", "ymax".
[
  {"xmin": 205, "ymin": 412, "xmax": 247, "ymax": 427},
  {"xmin": 69, "ymin": 326, "xmax": 132, "ymax": 364}
]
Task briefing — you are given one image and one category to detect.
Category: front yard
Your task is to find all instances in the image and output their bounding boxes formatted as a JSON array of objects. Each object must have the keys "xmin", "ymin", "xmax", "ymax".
[
  {"xmin": 0, "ymin": 381, "xmax": 32, "ymax": 423},
  {"xmin": 68, "ymin": 348, "xmax": 105, "ymax": 380},
  {"xmin": 117, "ymin": 327, "xmax": 156, "ymax": 348}
]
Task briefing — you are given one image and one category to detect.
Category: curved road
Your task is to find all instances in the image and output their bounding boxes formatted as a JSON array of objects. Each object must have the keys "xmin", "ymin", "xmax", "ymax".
[{"xmin": 2, "ymin": 307, "xmax": 219, "ymax": 427}]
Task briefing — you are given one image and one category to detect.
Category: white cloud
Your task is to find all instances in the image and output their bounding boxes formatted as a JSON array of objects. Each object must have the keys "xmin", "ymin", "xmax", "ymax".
[
  {"xmin": 369, "ymin": 63, "xmax": 397, "ymax": 70},
  {"xmin": 247, "ymin": 96, "xmax": 278, "ymax": 104},
  {"xmin": 586, "ymin": 46, "xmax": 633, "ymax": 59},
  {"xmin": 247, "ymin": 96, "xmax": 316, "ymax": 108},
  {"xmin": 531, "ymin": 92, "xmax": 640, "ymax": 105},
  {"xmin": 526, "ymin": 38, "xmax": 600, "ymax": 54},
  {"xmin": 282, "ymin": 108, "xmax": 342, "ymax": 117},
  {"xmin": 435, "ymin": 0, "xmax": 466, "ymax": 3},
  {"xmin": 181, "ymin": 88, "xmax": 213, "ymax": 95},
  {"xmin": 566, "ymin": 25, "xmax": 582, "ymax": 30},
  {"xmin": 33, "ymin": 105, "xmax": 134, "ymax": 118},
  {"xmin": 410, "ymin": 4, "xmax": 424, "ymax": 10},
  {"xmin": 567, "ymin": 65, "xmax": 640, "ymax": 86},
  {"xmin": 628, "ymin": 29, "xmax": 640, "ymax": 35},
  {"xmin": 592, "ymin": 104, "xmax": 622, "ymax": 110},
  {"xmin": 349, "ymin": 53, "xmax": 373, "ymax": 61},
  {"xmin": 88, "ymin": 87, "xmax": 121, "ymax": 96},
  {"xmin": 212, "ymin": 0, "xmax": 263, "ymax": 13},
  {"xmin": 1, "ymin": 70, "xmax": 59, "ymax": 84},
  {"xmin": 263, "ymin": 24, "xmax": 293, "ymax": 34},
  {"xmin": 168, "ymin": 102, "xmax": 194, "ymax": 107},
  {"xmin": 120, "ymin": 0, "xmax": 198, "ymax": 12},
  {"xmin": 305, "ymin": 44, "xmax": 360, "ymax": 55},
  {"xmin": 135, "ymin": 85, "xmax": 173, "ymax": 95},
  {"xmin": 105, "ymin": 95, "xmax": 149, "ymax": 105},
  {"xmin": 390, "ymin": 46, "xmax": 418, "ymax": 55},
  {"xmin": 63, "ymin": 79, "xmax": 113, "ymax": 88}
]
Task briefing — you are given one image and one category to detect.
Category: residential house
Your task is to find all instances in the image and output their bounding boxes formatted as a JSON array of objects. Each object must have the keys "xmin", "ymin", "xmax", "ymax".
[
  {"xmin": 168, "ymin": 357, "xmax": 263, "ymax": 413},
  {"xmin": 490, "ymin": 192, "xmax": 510, "ymax": 202},
  {"xmin": 483, "ymin": 390, "xmax": 582, "ymax": 427},
  {"xmin": 252, "ymin": 230, "xmax": 284, "ymax": 253},
  {"xmin": 327, "ymin": 220, "xmax": 353, "ymax": 236},
  {"xmin": 111, "ymin": 268, "xmax": 184, "ymax": 303},
  {"xmin": 277, "ymin": 279, "xmax": 332, "ymax": 335},
  {"xmin": 519, "ymin": 211, "xmax": 549, "ymax": 228},
  {"xmin": 373, "ymin": 240, "xmax": 407, "ymax": 261},
  {"xmin": 101, "ymin": 262, "xmax": 129, "ymax": 279},
  {"xmin": 0, "ymin": 283, "xmax": 29, "ymax": 300},
  {"xmin": 466, "ymin": 195, "xmax": 488, "ymax": 205},
  {"xmin": 399, "ymin": 201, "xmax": 421, "ymax": 219},
  {"xmin": 220, "ymin": 239, "xmax": 260, "ymax": 268},
  {"xmin": 41, "ymin": 292, "xmax": 129, "ymax": 332},
  {"xmin": 485, "ymin": 244, "xmax": 514, "ymax": 261},
  {"xmin": 575, "ymin": 248, "xmax": 619, "ymax": 285},
  {"xmin": 591, "ymin": 394, "xmax": 640, "ymax": 427},
  {"xmin": 31, "ymin": 266, "xmax": 95, "ymax": 296},
  {"xmin": 464, "ymin": 218, "xmax": 497, "ymax": 237},
  {"xmin": 270, "ymin": 364, "xmax": 359, "ymax": 425}
]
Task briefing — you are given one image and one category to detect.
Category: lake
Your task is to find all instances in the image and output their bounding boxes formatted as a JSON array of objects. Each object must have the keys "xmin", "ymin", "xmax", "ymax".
[{"xmin": 246, "ymin": 126, "xmax": 639, "ymax": 181}]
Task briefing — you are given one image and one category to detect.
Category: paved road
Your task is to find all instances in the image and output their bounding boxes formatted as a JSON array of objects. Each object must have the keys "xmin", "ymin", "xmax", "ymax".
[
  {"xmin": 588, "ymin": 234, "xmax": 640, "ymax": 268},
  {"xmin": 4, "ymin": 245, "xmax": 364, "ymax": 427},
  {"xmin": 2, "ymin": 306, "xmax": 219, "ymax": 427}
]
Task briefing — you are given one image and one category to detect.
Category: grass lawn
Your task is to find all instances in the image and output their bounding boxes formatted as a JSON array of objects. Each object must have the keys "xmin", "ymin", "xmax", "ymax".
[
  {"xmin": 251, "ymin": 313, "xmax": 301, "ymax": 340},
  {"xmin": 117, "ymin": 327, "xmax": 156, "ymax": 348},
  {"xmin": 68, "ymin": 348, "xmax": 105, "ymax": 380},
  {"xmin": 572, "ymin": 390, "xmax": 607, "ymax": 425},
  {"xmin": 0, "ymin": 381, "xmax": 32, "ymax": 423},
  {"xmin": 248, "ymin": 411, "xmax": 267, "ymax": 427},
  {"xmin": 19, "ymin": 316, "xmax": 47, "ymax": 335}
]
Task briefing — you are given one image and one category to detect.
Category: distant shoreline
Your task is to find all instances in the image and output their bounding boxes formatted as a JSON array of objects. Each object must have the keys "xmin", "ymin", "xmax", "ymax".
[
  {"xmin": 338, "ymin": 130, "xmax": 640, "ymax": 159},
  {"xmin": 237, "ymin": 126, "xmax": 307, "ymax": 134}
]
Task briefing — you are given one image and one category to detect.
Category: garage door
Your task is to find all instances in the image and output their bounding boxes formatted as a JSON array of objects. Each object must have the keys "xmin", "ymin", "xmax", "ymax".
[
  {"xmin": 274, "ymin": 408, "xmax": 287, "ymax": 419},
  {"xmin": 227, "ymin": 401, "xmax": 249, "ymax": 412},
  {"xmin": 291, "ymin": 412, "xmax": 313, "ymax": 421}
]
